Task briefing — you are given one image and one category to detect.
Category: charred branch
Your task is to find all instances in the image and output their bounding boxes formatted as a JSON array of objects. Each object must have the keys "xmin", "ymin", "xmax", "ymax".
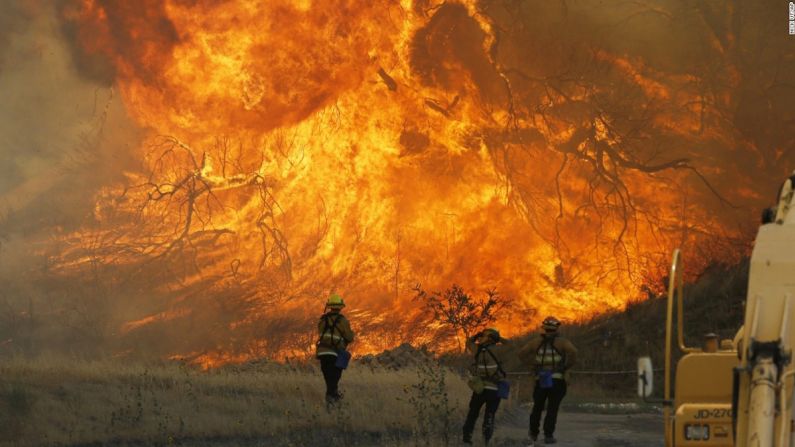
[
  {"xmin": 377, "ymin": 67, "xmax": 398, "ymax": 91},
  {"xmin": 102, "ymin": 136, "xmax": 293, "ymax": 279}
]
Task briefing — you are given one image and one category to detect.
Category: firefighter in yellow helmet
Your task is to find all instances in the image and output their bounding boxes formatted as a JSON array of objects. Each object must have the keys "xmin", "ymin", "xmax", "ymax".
[
  {"xmin": 316, "ymin": 294, "xmax": 354, "ymax": 405},
  {"xmin": 463, "ymin": 327, "xmax": 508, "ymax": 445},
  {"xmin": 519, "ymin": 316, "xmax": 577, "ymax": 445}
]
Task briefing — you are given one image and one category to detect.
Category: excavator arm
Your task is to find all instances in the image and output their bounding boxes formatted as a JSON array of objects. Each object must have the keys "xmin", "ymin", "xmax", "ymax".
[{"xmin": 735, "ymin": 171, "xmax": 795, "ymax": 447}]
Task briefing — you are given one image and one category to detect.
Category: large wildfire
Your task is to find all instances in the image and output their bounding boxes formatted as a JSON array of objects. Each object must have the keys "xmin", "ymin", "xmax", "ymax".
[{"xmin": 0, "ymin": 0, "xmax": 792, "ymax": 365}]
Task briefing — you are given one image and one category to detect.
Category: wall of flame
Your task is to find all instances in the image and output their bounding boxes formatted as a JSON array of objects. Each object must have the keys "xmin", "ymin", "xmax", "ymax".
[{"xmin": 18, "ymin": 0, "xmax": 790, "ymax": 365}]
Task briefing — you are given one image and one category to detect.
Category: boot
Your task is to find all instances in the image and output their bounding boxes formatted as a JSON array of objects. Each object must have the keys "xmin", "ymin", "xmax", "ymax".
[
  {"xmin": 544, "ymin": 436, "xmax": 557, "ymax": 444},
  {"xmin": 526, "ymin": 433, "xmax": 538, "ymax": 446},
  {"xmin": 325, "ymin": 393, "xmax": 342, "ymax": 411}
]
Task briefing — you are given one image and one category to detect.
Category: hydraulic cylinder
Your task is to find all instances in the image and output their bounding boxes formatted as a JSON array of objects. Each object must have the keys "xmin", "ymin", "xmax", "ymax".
[{"xmin": 746, "ymin": 358, "xmax": 778, "ymax": 447}]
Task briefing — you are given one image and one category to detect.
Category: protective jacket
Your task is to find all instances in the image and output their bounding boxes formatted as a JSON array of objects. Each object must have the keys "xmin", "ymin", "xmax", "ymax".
[
  {"xmin": 521, "ymin": 334, "xmax": 577, "ymax": 380},
  {"xmin": 316, "ymin": 311, "xmax": 354, "ymax": 357},
  {"xmin": 466, "ymin": 336, "xmax": 506, "ymax": 390}
]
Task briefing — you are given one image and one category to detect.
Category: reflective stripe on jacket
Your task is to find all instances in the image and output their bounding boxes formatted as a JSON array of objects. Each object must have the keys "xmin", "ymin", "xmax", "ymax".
[
  {"xmin": 316, "ymin": 312, "xmax": 354, "ymax": 357},
  {"xmin": 536, "ymin": 342, "xmax": 565, "ymax": 378},
  {"xmin": 467, "ymin": 337, "xmax": 505, "ymax": 390},
  {"xmin": 520, "ymin": 334, "xmax": 577, "ymax": 380}
]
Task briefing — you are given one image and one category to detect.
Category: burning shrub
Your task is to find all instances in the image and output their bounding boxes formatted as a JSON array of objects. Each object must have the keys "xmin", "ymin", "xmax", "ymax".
[
  {"xmin": 358, "ymin": 343, "xmax": 435, "ymax": 370},
  {"xmin": 413, "ymin": 284, "xmax": 509, "ymax": 351}
]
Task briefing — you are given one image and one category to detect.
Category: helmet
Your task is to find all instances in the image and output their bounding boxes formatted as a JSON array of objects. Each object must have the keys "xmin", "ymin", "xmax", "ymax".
[
  {"xmin": 326, "ymin": 294, "xmax": 345, "ymax": 308},
  {"xmin": 542, "ymin": 316, "xmax": 561, "ymax": 332},
  {"xmin": 482, "ymin": 327, "xmax": 502, "ymax": 342}
]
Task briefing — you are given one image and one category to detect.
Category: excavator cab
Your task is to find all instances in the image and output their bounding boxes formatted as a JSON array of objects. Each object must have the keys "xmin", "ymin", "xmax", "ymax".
[{"xmin": 636, "ymin": 249, "xmax": 738, "ymax": 446}]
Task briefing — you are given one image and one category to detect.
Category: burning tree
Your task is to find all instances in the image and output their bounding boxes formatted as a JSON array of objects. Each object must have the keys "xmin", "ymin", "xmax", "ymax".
[{"xmin": 413, "ymin": 284, "xmax": 508, "ymax": 351}]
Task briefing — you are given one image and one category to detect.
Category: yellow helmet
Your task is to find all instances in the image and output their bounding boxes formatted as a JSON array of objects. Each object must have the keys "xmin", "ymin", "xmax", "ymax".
[{"xmin": 326, "ymin": 294, "xmax": 345, "ymax": 308}]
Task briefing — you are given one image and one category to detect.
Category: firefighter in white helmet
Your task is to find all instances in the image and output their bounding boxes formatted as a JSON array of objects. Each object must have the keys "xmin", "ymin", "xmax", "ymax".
[{"xmin": 519, "ymin": 316, "xmax": 578, "ymax": 445}]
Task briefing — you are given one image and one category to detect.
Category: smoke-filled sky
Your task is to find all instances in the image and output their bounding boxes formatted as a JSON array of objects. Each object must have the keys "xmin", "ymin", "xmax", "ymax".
[
  {"xmin": 0, "ymin": 0, "xmax": 793, "ymax": 364},
  {"xmin": 0, "ymin": 2, "xmax": 138, "ymax": 227}
]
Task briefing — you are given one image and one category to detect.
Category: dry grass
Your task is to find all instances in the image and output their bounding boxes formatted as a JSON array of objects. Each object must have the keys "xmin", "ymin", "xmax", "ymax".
[
  {"xmin": 3, "ymin": 257, "xmax": 748, "ymax": 445},
  {"xmin": 0, "ymin": 357, "xmax": 484, "ymax": 447}
]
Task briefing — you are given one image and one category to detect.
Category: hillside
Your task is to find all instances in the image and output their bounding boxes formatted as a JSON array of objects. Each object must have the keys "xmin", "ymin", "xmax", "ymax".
[{"xmin": 465, "ymin": 259, "xmax": 750, "ymax": 399}]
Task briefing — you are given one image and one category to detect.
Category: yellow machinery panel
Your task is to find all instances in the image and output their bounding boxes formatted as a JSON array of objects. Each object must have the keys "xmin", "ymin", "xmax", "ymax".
[
  {"xmin": 675, "ymin": 404, "xmax": 733, "ymax": 446},
  {"xmin": 675, "ymin": 353, "xmax": 737, "ymax": 405},
  {"xmin": 673, "ymin": 353, "xmax": 738, "ymax": 446}
]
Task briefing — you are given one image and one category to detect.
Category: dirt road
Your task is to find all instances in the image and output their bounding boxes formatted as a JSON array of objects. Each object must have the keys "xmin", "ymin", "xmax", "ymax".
[{"xmin": 488, "ymin": 408, "xmax": 665, "ymax": 447}]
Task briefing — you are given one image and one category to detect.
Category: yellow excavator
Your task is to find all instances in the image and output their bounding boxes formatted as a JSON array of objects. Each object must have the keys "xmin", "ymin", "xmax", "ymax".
[{"xmin": 638, "ymin": 173, "xmax": 795, "ymax": 446}]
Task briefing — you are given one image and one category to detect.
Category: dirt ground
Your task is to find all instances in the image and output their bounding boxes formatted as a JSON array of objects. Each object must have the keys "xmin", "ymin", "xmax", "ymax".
[{"xmin": 485, "ymin": 408, "xmax": 665, "ymax": 447}]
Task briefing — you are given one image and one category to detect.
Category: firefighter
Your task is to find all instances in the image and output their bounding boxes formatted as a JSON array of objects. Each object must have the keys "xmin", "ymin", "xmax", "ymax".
[
  {"xmin": 463, "ymin": 327, "xmax": 508, "ymax": 445},
  {"xmin": 316, "ymin": 294, "xmax": 354, "ymax": 405},
  {"xmin": 519, "ymin": 316, "xmax": 577, "ymax": 445}
]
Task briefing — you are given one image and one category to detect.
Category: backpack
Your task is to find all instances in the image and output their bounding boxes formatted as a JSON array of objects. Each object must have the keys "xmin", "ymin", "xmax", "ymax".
[
  {"xmin": 535, "ymin": 335, "xmax": 566, "ymax": 371},
  {"xmin": 475, "ymin": 343, "xmax": 506, "ymax": 381},
  {"xmin": 318, "ymin": 313, "xmax": 344, "ymax": 350},
  {"xmin": 474, "ymin": 344, "xmax": 510, "ymax": 398},
  {"xmin": 536, "ymin": 336, "xmax": 565, "ymax": 389}
]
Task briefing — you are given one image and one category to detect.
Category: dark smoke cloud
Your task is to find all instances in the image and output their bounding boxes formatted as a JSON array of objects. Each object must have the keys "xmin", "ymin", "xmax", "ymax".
[
  {"xmin": 410, "ymin": 3, "xmax": 508, "ymax": 105},
  {"xmin": 413, "ymin": 0, "xmax": 794, "ymax": 205},
  {"xmin": 56, "ymin": 0, "xmax": 180, "ymax": 86}
]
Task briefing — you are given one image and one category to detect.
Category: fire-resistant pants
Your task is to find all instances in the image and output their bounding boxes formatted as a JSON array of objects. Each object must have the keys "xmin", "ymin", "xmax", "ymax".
[
  {"xmin": 463, "ymin": 389, "xmax": 501, "ymax": 442},
  {"xmin": 529, "ymin": 378, "xmax": 567, "ymax": 438},
  {"xmin": 319, "ymin": 355, "xmax": 343, "ymax": 400}
]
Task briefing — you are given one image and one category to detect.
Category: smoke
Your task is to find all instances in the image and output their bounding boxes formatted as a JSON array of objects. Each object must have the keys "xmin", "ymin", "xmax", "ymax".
[
  {"xmin": 57, "ymin": 0, "xmax": 179, "ymax": 86},
  {"xmin": 0, "ymin": 1, "xmax": 49, "ymax": 196},
  {"xmin": 0, "ymin": 1, "xmax": 142, "ymax": 356},
  {"xmin": 0, "ymin": 2, "xmax": 141, "ymax": 226}
]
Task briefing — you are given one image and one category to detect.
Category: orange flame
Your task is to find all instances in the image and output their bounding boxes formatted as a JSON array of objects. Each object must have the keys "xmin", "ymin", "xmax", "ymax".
[{"xmin": 54, "ymin": 0, "xmax": 755, "ymax": 364}]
